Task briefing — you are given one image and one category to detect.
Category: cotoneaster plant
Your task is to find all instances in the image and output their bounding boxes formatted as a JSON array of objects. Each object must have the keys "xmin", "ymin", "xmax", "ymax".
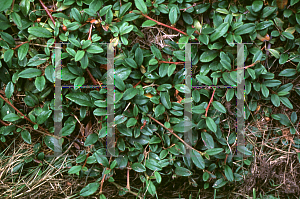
[{"xmin": 0, "ymin": 0, "xmax": 300, "ymax": 198}]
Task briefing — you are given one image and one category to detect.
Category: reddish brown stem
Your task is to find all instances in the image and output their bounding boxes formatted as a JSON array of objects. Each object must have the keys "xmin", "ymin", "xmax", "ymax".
[
  {"xmin": 82, "ymin": 153, "xmax": 90, "ymax": 168},
  {"xmin": 159, "ymin": 61, "xmax": 185, "ymax": 64},
  {"xmin": 191, "ymin": 25, "xmax": 201, "ymax": 35},
  {"xmin": 11, "ymin": 0, "xmax": 15, "ymax": 10},
  {"xmin": 147, "ymin": 114, "xmax": 204, "ymax": 155},
  {"xmin": 0, "ymin": 94, "xmax": 49, "ymax": 133},
  {"xmin": 133, "ymin": 81, "xmax": 141, "ymax": 88},
  {"xmin": 180, "ymin": 3, "xmax": 197, "ymax": 11},
  {"xmin": 232, "ymin": 61, "xmax": 260, "ymax": 71},
  {"xmin": 100, "ymin": 156, "xmax": 112, "ymax": 194},
  {"xmin": 13, "ymin": 41, "xmax": 29, "ymax": 50},
  {"xmin": 205, "ymin": 88, "xmax": 216, "ymax": 117},
  {"xmin": 127, "ymin": 162, "xmax": 130, "ymax": 191},
  {"xmin": 0, "ymin": 119, "xmax": 9, "ymax": 126},
  {"xmin": 87, "ymin": 24, "xmax": 93, "ymax": 41},
  {"xmin": 86, "ymin": 68, "xmax": 100, "ymax": 91},
  {"xmin": 139, "ymin": 13, "xmax": 198, "ymax": 40},
  {"xmin": 38, "ymin": 0, "xmax": 55, "ymax": 25}
]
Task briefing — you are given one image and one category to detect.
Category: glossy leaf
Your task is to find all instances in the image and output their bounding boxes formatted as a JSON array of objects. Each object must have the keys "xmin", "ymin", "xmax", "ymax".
[
  {"xmin": 28, "ymin": 27, "xmax": 52, "ymax": 38},
  {"xmin": 5, "ymin": 81, "xmax": 14, "ymax": 99},
  {"xmin": 66, "ymin": 92, "xmax": 93, "ymax": 107},
  {"xmin": 175, "ymin": 167, "xmax": 193, "ymax": 176},
  {"xmin": 206, "ymin": 117, "xmax": 217, "ymax": 133}
]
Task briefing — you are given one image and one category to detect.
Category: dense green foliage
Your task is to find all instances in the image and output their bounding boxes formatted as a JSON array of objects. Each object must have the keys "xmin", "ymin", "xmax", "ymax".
[{"xmin": 0, "ymin": 0, "xmax": 300, "ymax": 198}]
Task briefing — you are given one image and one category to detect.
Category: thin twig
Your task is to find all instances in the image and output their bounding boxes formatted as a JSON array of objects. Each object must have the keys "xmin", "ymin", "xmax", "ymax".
[
  {"xmin": 133, "ymin": 81, "xmax": 141, "ymax": 88},
  {"xmin": 180, "ymin": 3, "xmax": 197, "ymax": 11},
  {"xmin": 87, "ymin": 23, "xmax": 93, "ymax": 41},
  {"xmin": 147, "ymin": 114, "xmax": 204, "ymax": 155},
  {"xmin": 110, "ymin": 181, "xmax": 142, "ymax": 199},
  {"xmin": 0, "ymin": 119, "xmax": 9, "ymax": 126},
  {"xmin": 158, "ymin": 61, "xmax": 185, "ymax": 64},
  {"xmin": 86, "ymin": 68, "xmax": 100, "ymax": 91},
  {"xmin": 127, "ymin": 162, "xmax": 130, "ymax": 191},
  {"xmin": 13, "ymin": 41, "xmax": 29, "ymax": 50},
  {"xmin": 99, "ymin": 156, "xmax": 112, "ymax": 194},
  {"xmin": 136, "ymin": 12, "xmax": 198, "ymax": 41},
  {"xmin": 38, "ymin": 0, "xmax": 55, "ymax": 25},
  {"xmin": 232, "ymin": 61, "xmax": 260, "ymax": 71},
  {"xmin": 15, "ymin": 124, "xmax": 61, "ymax": 139},
  {"xmin": 0, "ymin": 94, "xmax": 49, "ymax": 134},
  {"xmin": 205, "ymin": 88, "xmax": 216, "ymax": 117},
  {"xmin": 11, "ymin": 0, "xmax": 15, "ymax": 10}
]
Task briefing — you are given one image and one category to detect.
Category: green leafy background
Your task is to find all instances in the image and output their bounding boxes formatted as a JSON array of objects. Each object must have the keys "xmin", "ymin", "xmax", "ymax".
[{"xmin": 0, "ymin": 0, "xmax": 300, "ymax": 198}]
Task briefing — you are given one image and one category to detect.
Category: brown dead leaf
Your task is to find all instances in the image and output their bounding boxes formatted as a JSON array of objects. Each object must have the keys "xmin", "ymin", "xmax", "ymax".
[
  {"xmin": 277, "ymin": 0, "xmax": 288, "ymax": 9},
  {"xmin": 282, "ymin": 128, "xmax": 295, "ymax": 144},
  {"xmin": 85, "ymin": 121, "xmax": 92, "ymax": 137},
  {"xmin": 73, "ymin": 142, "xmax": 81, "ymax": 150},
  {"xmin": 174, "ymin": 89, "xmax": 183, "ymax": 103},
  {"xmin": 257, "ymin": 33, "xmax": 270, "ymax": 42}
]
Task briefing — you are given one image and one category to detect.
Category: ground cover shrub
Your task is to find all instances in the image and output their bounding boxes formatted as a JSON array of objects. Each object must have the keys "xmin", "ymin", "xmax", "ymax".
[{"xmin": 0, "ymin": 0, "xmax": 300, "ymax": 198}]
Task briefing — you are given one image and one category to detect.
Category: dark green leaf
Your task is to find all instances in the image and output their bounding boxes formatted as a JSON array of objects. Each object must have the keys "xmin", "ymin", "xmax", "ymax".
[
  {"xmin": 191, "ymin": 150, "xmax": 205, "ymax": 169},
  {"xmin": 11, "ymin": 12, "xmax": 22, "ymax": 29},
  {"xmin": 224, "ymin": 165, "xmax": 234, "ymax": 181},
  {"xmin": 173, "ymin": 120, "xmax": 193, "ymax": 133},
  {"xmin": 131, "ymin": 162, "xmax": 146, "ymax": 172},
  {"xmin": 155, "ymin": 104, "xmax": 165, "ymax": 117},
  {"xmin": 35, "ymin": 76, "xmax": 45, "ymax": 91},
  {"xmin": 18, "ymin": 68, "xmax": 42, "ymax": 78},
  {"xmin": 280, "ymin": 97, "xmax": 293, "ymax": 109},
  {"xmin": 282, "ymin": 31, "xmax": 294, "ymax": 39},
  {"xmin": 60, "ymin": 124, "xmax": 76, "ymax": 136},
  {"xmin": 160, "ymin": 91, "xmax": 172, "ymax": 109},
  {"xmin": 37, "ymin": 110, "xmax": 52, "ymax": 124},
  {"xmin": 66, "ymin": 92, "xmax": 93, "ymax": 107},
  {"xmin": 3, "ymin": 113, "xmax": 20, "ymax": 122},
  {"xmin": 206, "ymin": 117, "xmax": 217, "ymax": 133},
  {"xmin": 200, "ymin": 50, "xmax": 218, "ymax": 62},
  {"xmin": 252, "ymin": 1, "xmax": 263, "ymax": 12},
  {"xmin": 0, "ymin": 0, "xmax": 13, "ymax": 12},
  {"xmin": 18, "ymin": 43, "xmax": 29, "ymax": 60},
  {"xmin": 5, "ymin": 81, "xmax": 14, "ymax": 99},
  {"xmin": 169, "ymin": 7, "xmax": 178, "ymax": 25},
  {"xmin": 263, "ymin": 80, "xmax": 281, "ymax": 87},
  {"xmin": 278, "ymin": 69, "xmax": 296, "ymax": 77},
  {"xmin": 44, "ymin": 136, "xmax": 59, "ymax": 151},
  {"xmin": 168, "ymin": 64, "xmax": 176, "ymax": 77},
  {"xmin": 212, "ymin": 179, "xmax": 227, "ymax": 189},
  {"xmin": 175, "ymin": 167, "xmax": 193, "ymax": 176},
  {"xmin": 235, "ymin": 23, "xmax": 255, "ymax": 35},
  {"xmin": 21, "ymin": 130, "xmax": 31, "ymax": 144},
  {"xmin": 151, "ymin": 45, "xmax": 162, "ymax": 60},
  {"xmin": 210, "ymin": 23, "xmax": 229, "ymax": 42},
  {"xmin": 84, "ymin": 133, "xmax": 98, "ymax": 146},
  {"xmin": 271, "ymin": 94, "xmax": 280, "ymax": 107},
  {"xmin": 68, "ymin": 165, "xmax": 82, "ymax": 174},
  {"xmin": 125, "ymin": 58, "xmax": 137, "ymax": 69},
  {"xmin": 212, "ymin": 101, "xmax": 226, "ymax": 113},
  {"xmin": 28, "ymin": 27, "xmax": 52, "ymax": 38},
  {"xmin": 126, "ymin": 118, "xmax": 137, "ymax": 127},
  {"xmin": 134, "ymin": 0, "xmax": 147, "ymax": 14},
  {"xmin": 45, "ymin": 65, "xmax": 55, "ymax": 83},
  {"xmin": 123, "ymin": 88, "xmax": 138, "ymax": 100},
  {"xmin": 20, "ymin": 0, "xmax": 30, "ymax": 16},
  {"xmin": 205, "ymin": 148, "xmax": 223, "ymax": 155},
  {"xmin": 237, "ymin": 146, "xmax": 252, "ymax": 156},
  {"xmin": 80, "ymin": 183, "xmax": 100, "ymax": 197},
  {"xmin": 4, "ymin": 49, "xmax": 14, "ymax": 62},
  {"xmin": 75, "ymin": 50, "xmax": 85, "ymax": 61},
  {"xmin": 74, "ymin": 77, "xmax": 85, "ymax": 90}
]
